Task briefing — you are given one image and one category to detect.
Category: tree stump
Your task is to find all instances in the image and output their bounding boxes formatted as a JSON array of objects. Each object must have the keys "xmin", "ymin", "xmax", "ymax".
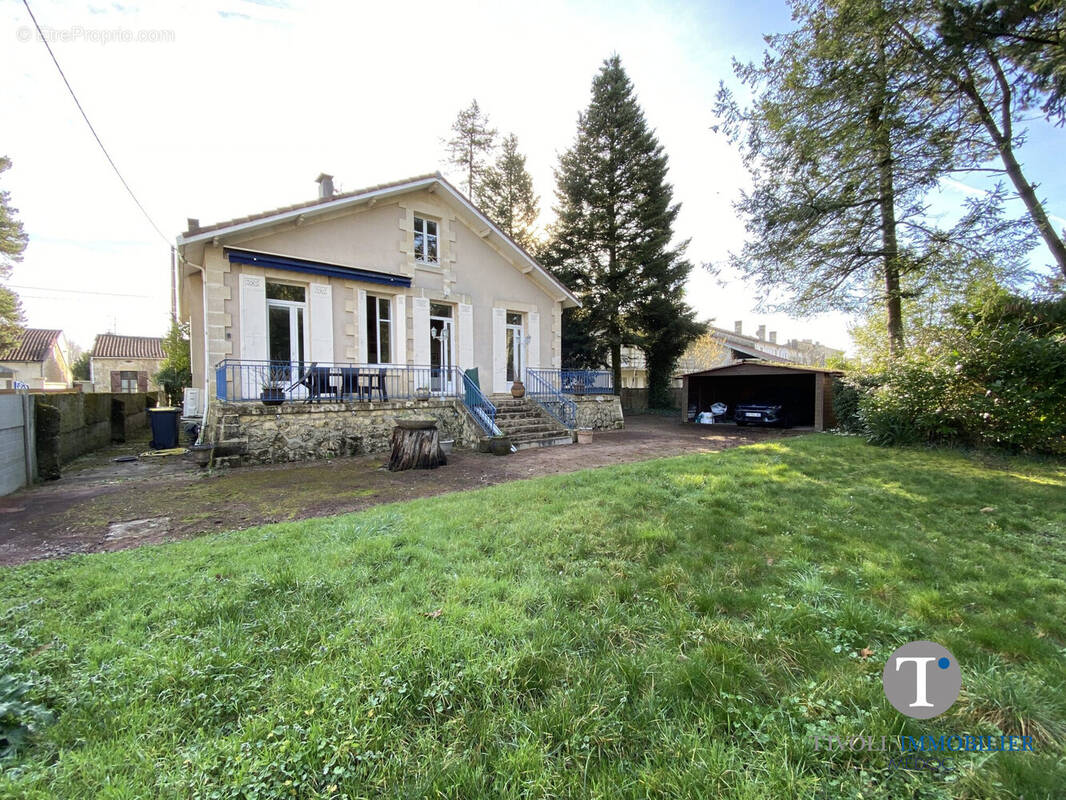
[{"xmin": 387, "ymin": 419, "xmax": 447, "ymax": 471}]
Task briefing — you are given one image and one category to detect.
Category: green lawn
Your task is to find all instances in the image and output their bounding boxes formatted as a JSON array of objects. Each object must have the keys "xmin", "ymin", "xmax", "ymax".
[{"xmin": 1, "ymin": 435, "xmax": 1064, "ymax": 799}]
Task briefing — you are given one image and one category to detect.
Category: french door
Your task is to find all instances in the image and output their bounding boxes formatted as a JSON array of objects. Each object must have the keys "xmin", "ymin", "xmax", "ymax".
[
  {"xmin": 268, "ymin": 300, "xmax": 306, "ymax": 391},
  {"xmin": 505, "ymin": 311, "xmax": 524, "ymax": 383},
  {"xmin": 430, "ymin": 303, "xmax": 455, "ymax": 395}
]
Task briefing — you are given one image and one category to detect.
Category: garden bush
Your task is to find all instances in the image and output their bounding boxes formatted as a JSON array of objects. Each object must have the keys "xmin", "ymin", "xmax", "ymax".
[{"xmin": 847, "ymin": 289, "xmax": 1066, "ymax": 454}]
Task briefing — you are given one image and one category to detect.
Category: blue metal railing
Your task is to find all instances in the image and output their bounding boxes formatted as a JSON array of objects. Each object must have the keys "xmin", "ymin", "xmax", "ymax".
[
  {"xmin": 460, "ymin": 370, "xmax": 500, "ymax": 436},
  {"xmin": 214, "ymin": 359, "xmax": 462, "ymax": 403},
  {"xmin": 526, "ymin": 368, "xmax": 577, "ymax": 429},
  {"xmin": 528, "ymin": 368, "xmax": 614, "ymax": 395}
]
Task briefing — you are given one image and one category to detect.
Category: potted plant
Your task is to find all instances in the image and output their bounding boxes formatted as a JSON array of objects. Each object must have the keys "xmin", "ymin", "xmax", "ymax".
[
  {"xmin": 260, "ymin": 367, "xmax": 286, "ymax": 405},
  {"xmin": 571, "ymin": 378, "xmax": 587, "ymax": 396},
  {"xmin": 188, "ymin": 442, "xmax": 214, "ymax": 468},
  {"xmin": 576, "ymin": 427, "xmax": 593, "ymax": 444},
  {"xmin": 510, "ymin": 379, "xmax": 525, "ymax": 399},
  {"xmin": 414, "ymin": 386, "xmax": 431, "ymax": 401}
]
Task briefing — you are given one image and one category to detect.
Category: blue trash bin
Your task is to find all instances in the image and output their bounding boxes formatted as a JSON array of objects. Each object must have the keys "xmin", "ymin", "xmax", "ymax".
[{"xmin": 148, "ymin": 407, "xmax": 181, "ymax": 450}]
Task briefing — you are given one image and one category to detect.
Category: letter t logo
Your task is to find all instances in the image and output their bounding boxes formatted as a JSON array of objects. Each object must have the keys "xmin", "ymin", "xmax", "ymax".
[{"xmin": 895, "ymin": 656, "xmax": 936, "ymax": 707}]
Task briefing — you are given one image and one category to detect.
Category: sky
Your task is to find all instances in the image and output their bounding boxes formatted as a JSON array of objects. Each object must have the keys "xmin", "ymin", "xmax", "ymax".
[{"xmin": 2, "ymin": 0, "xmax": 1063, "ymax": 355}]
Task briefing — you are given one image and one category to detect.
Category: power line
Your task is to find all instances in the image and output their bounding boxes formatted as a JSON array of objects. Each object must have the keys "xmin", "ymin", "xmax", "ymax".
[
  {"xmin": 20, "ymin": 0, "xmax": 172, "ymax": 247},
  {"xmin": 10, "ymin": 285, "xmax": 152, "ymax": 299}
]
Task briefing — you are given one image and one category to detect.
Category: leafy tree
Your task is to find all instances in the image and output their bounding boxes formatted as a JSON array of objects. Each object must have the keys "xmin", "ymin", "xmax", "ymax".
[
  {"xmin": 681, "ymin": 327, "xmax": 727, "ymax": 371},
  {"xmin": 849, "ymin": 285, "xmax": 1066, "ymax": 453},
  {"xmin": 442, "ymin": 100, "xmax": 497, "ymax": 201},
  {"xmin": 71, "ymin": 349, "xmax": 91, "ymax": 381},
  {"xmin": 889, "ymin": 0, "xmax": 1066, "ymax": 278},
  {"xmin": 0, "ymin": 156, "xmax": 27, "ymax": 351},
  {"xmin": 479, "ymin": 134, "xmax": 539, "ymax": 250},
  {"xmin": 155, "ymin": 319, "xmax": 191, "ymax": 405},
  {"xmin": 717, "ymin": 0, "xmax": 1029, "ymax": 356},
  {"xmin": 545, "ymin": 56, "xmax": 701, "ymax": 401}
]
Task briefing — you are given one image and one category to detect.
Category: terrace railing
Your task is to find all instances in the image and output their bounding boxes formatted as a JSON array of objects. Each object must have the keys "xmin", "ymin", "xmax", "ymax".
[
  {"xmin": 460, "ymin": 369, "xmax": 500, "ymax": 436},
  {"xmin": 528, "ymin": 368, "xmax": 614, "ymax": 396},
  {"xmin": 215, "ymin": 359, "xmax": 462, "ymax": 404},
  {"xmin": 214, "ymin": 359, "xmax": 502, "ymax": 436},
  {"xmin": 526, "ymin": 368, "xmax": 577, "ymax": 430}
]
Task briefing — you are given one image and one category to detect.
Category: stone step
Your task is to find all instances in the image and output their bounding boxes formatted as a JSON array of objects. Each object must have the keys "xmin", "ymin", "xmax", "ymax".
[
  {"xmin": 508, "ymin": 426, "xmax": 569, "ymax": 441},
  {"xmin": 512, "ymin": 434, "xmax": 574, "ymax": 451},
  {"xmin": 497, "ymin": 418, "xmax": 563, "ymax": 433},
  {"xmin": 493, "ymin": 410, "xmax": 542, "ymax": 420}
]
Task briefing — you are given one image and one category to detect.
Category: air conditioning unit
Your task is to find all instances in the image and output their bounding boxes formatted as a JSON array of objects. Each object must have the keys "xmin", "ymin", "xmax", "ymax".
[{"xmin": 182, "ymin": 387, "xmax": 203, "ymax": 418}]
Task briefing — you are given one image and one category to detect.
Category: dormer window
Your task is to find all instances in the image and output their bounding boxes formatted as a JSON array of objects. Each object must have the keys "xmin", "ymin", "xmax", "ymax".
[{"xmin": 414, "ymin": 216, "xmax": 439, "ymax": 265}]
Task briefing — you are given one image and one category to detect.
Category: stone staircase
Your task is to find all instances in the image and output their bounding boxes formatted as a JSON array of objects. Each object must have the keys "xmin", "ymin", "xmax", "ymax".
[{"xmin": 491, "ymin": 397, "xmax": 572, "ymax": 450}]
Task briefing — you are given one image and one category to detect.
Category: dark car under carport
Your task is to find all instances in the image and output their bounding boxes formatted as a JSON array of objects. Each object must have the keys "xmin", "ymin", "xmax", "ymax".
[{"xmin": 680, "ymin": 361, "xmax": 843, "ymax": 430}]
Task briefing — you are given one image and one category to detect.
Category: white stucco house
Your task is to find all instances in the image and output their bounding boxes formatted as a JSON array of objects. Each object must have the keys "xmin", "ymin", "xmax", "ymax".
[
  {"xmin": 177, "ymin": 173, "xmax": 579, "ymax": 400},
  {"xmin": 176, "ymin": 173, "xmax": 623, "ymax": 463}
]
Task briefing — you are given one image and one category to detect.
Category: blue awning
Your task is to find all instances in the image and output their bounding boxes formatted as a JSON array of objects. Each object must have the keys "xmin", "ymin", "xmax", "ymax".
[{"xmin": 225, "ymin": 248, "xmax": 411, "ymax": 288}]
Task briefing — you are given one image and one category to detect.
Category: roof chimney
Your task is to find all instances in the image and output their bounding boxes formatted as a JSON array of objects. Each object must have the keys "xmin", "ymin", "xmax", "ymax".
[
  {"xmin": 315, "ymin": 173, "xmax": 335, "ymax": 200},
  {"xmin": 769, "ymin": 331, "xmax": 777, "ymax": 344},
  {"xmin": 734, "ymin": 320, "xmax": 743, "ymax": 335},
  {"xmin": 757, "ymin": 324, "xmax": 766, "ymax": 341},
  {"xmin": 186, "ymin": 218, "xmax": 200, "ymax": 233}
]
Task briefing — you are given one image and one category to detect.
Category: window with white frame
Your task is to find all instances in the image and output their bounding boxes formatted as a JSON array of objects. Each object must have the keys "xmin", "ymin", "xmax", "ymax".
[
  {"xmin": 119, "ymin": 370, "xmax": 138, "ymax": 393},
  {"xmin": 413, "ymin": 216, "xmax": 439, "ymax": 265},
  {"xmin": 365, "ymin": 294, "xmax": 392, "ymax": 364}
]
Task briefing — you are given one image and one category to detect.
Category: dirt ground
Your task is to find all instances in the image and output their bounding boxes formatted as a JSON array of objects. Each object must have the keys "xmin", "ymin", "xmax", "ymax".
[{"xmin": 0, "ymin": 416, "xmax": 795, "ymax": 566}]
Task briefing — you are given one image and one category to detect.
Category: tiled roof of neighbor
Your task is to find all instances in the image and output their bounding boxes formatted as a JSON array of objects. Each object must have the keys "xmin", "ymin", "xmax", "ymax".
[
  {"xmin": 92, "ymin": 334, "xmax": 166, "ymax": 360},
  {"xmin": 183, "ymin": 173, "xmax": 440, "ymax": 237},
  {"xmin": 0, "ymin": 328, "xmax": 62, "ymax": 362}
]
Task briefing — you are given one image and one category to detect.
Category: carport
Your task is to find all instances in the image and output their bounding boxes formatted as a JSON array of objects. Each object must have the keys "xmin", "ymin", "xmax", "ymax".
[{"xmin": 680, "ymin": 361, "xmax": 843, "ymax": 430}]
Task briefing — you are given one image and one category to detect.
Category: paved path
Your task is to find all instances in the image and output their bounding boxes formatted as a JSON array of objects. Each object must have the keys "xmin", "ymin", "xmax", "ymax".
[{"xmin": 0, "ymin": 416, "xmax": 793, "ymax": 565}]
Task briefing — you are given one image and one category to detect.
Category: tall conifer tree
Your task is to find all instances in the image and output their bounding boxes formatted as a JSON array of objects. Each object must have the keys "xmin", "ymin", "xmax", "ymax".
[
  {"xmin": 717, "ymin": 0, "xmax": 1032, "ymax": 356},
  {"xmin": 442, "ymin": 100, "xmax": 497, "ymax": 201},
  {"xmin": 545, "ymin": 56, "xmax": 700, "ymax": 403},
  {"xmin": 480, "ymin": 134, "xmax": 539, "ymax": 250}
]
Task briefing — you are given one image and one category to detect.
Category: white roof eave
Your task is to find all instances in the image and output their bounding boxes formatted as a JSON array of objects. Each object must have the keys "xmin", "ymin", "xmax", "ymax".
[{"xmin": 176, "ymin": 175, "xmax": 580, "ymax": 309}]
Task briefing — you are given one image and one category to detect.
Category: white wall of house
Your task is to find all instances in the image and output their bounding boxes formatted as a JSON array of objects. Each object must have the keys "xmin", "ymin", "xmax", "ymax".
[{"xmin": 182, "ymin": 185, "xmax": 571, "ymax": 399}]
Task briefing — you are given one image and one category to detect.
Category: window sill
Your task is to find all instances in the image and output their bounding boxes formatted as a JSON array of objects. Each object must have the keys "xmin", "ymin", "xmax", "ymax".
[{"xmin": 415, "ymin": 260, "xmax": 440, "ymax": 268}]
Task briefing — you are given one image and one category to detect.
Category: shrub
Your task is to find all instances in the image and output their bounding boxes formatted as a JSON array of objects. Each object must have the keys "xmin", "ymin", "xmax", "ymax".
[
  {"xmin": 849, "ymin": 290, "xmax": 1066, "ymax": 454},
  {"xmin": 832, "ymin": 375, "xmax": 879, "ymax": 433}
]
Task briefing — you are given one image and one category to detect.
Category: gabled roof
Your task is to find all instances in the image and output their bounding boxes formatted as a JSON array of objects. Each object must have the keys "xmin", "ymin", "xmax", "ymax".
[
  {"xmin": 177, "ymin": 172, "xmax": 580, "ymax": 308},
  {"xmin": 0, "ymin": 328, "xmax": 62, "ymax": 362},
  {"xmin": 92, "ymin": 334, "xmax": 165, "ymax": 360},
  {"xmin": 683, "ymin": 359, "xmax": 844, "ymax": 378}
]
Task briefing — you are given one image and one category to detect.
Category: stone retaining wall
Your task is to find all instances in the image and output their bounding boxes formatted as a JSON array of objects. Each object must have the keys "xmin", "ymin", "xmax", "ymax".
[
  {"xmin": 33, "ymin": 392, "xmax": 152, "ymax": 467},
  {"xmin": 209, "ymin": 398, "xmax": 483, "ymax": 466},
  {"xmin": 569, "ymin": 395, "xmax": 625, "ymax": 430}
]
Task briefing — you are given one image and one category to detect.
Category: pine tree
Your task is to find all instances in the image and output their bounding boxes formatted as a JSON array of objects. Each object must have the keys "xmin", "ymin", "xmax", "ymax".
[
  {"xmin": 442, "ymin": 100, "xmax": 497, "ymax": 201},
  {"xmin": 892, "ymin": 0, "xmax": 1066, "ymax": 279},
  {"xmin": 0, "ymin": 156, "xmax": 26, "ymax": 351},
  {"xmin": 479, "ymin": 134, "xmax": 539, "ymax": 250},
  {"xmin": 545, "ymin": 56, "xmax": 701, "ymax": 403},
  {"xmin": 717, "ymin": 0, "xmax": 1030, "ymax": 356}
]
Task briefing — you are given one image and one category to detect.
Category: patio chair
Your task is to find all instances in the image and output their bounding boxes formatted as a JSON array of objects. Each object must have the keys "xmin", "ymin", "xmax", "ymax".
[
  {"xmin": 367, "ymin": 368, "xmax": 388, "ymax": 402},
  {"xmin": 288, "ymin": 363, "xmax": 337, "ymax": 404},
  {"xmin": 338, "ymin": 367, "xmax": 363, "ymax": 401}
]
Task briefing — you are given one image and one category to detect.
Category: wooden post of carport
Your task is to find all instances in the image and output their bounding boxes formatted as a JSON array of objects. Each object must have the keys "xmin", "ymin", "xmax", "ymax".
[
  {"xmin": 680, "ymin": 375, "xmax": 689, "ymax": 423},
  {"xmin": 814, "ymin": 374, "xmax": 824, "ymax": 431}
]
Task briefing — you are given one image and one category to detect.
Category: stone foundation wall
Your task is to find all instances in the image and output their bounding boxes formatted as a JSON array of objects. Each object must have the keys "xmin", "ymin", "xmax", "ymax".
[
  {"xmin": 569, "ymin": 395, "xmax": 625, "ymax": 430},
  {"xmin": 207, "ymin": 398, "xmax": 484, "ymax": 466}
]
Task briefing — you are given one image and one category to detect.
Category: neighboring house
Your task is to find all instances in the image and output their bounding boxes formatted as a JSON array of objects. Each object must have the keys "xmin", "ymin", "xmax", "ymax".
[
  {"xmin": 0, "ymin": 328, "xmax": 73, "ymax": 389},
  {"xmin": 177, "ymin": 172, "xmax": 580, "ymax": 402},
  {"xmin": 617, "ymin": 322, "xmax": 844, "ymax": 389},
  {"xmin": 90, "ymin": 334, "xmax": 166, "ymax": 394}
]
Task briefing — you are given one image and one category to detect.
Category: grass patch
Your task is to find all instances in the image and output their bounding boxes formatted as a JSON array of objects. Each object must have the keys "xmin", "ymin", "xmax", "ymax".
[{"xmin": 1, "ymin": 435, "xmax": 1064, "ymax": 798}]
